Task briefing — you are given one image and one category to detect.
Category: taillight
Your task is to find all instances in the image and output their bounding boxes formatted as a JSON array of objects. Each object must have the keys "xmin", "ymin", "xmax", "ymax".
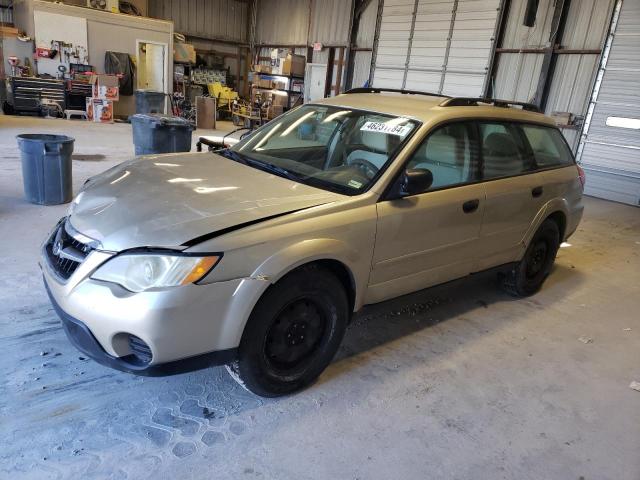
[{"xmin": 577, "ymin": 164, "xmax": 586, "ymax": 188}]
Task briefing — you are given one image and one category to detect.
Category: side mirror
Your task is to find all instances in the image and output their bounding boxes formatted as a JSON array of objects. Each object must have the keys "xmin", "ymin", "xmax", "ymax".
[{"xmin": 400, "ymin": 168, "xmax": 433, "ymax": 196}]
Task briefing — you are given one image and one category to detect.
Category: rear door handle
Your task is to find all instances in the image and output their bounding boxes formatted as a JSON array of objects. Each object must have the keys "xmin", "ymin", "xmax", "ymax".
[
  {"xmin": 462, "ymin": 199, "xmax": 480, "ymax": 213},
  {"xmin": 532, "ymin": 186, "xmax": 543, "ymax": 198}
]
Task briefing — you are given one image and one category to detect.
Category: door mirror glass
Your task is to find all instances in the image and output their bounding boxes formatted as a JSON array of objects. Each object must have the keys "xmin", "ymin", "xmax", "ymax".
[{"xmin": 401, "ymin": 168, "xmax": 433, "ymax": 196}]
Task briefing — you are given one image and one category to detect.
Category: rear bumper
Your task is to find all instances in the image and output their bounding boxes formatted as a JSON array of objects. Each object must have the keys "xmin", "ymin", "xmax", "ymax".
[
  {"xmin": 45, "ymin": 278, "xmax": 237, "ymax": 376},
  {"xmin": 565, "ymin": 204, "xmax": 584, "ymax": 241}
]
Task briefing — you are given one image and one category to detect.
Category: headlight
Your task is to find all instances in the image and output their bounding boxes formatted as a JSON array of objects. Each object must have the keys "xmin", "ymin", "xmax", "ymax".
[
  {"xmin": 91, "ymin": 253, "xmax": 221, "ymax": 292},
  {"xmin": 67, "ymin": 191, "xmax": 84, "ymax": 216}
]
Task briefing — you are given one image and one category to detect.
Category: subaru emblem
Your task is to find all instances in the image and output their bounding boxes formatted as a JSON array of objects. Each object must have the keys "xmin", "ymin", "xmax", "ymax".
[{"xmin": 52, "ymin": 240, "xmax": 63, "ymax": 256}]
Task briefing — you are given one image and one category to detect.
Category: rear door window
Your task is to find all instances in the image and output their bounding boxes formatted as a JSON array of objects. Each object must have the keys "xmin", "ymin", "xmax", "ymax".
[
  {"xmin": 479, "ymin": 122, "xmax": 533, "ymax": 180},
  {"xmin": 519, "ymin": 124, "xmax": 574, "ymax": 168}
]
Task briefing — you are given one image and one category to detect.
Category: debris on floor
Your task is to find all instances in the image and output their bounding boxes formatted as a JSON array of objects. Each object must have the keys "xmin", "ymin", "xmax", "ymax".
[
  {"xmin": 578, "ymin": 336, "xmax": 594, "ymax": 344},
  {"xmin": 630, "ymin": 381, "xmax": 640, "ymax": 392}
]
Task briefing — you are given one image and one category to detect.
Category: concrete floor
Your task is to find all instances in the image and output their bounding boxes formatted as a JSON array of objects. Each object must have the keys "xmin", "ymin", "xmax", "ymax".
[{"xmin": 1, "ymin": 115, "xmax": 639, "ymax": 480}]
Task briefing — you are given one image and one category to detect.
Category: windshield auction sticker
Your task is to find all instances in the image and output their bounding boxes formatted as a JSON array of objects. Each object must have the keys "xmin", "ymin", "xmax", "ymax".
[{"xmin": 360, "ymin": 121, "xmax": 412, "ymax": 137}]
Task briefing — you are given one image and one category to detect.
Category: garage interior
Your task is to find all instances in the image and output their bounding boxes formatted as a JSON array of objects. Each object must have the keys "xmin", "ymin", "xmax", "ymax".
[{"xmin": 1, "ymin": 0, "xmax": 639, "ymax": 478}]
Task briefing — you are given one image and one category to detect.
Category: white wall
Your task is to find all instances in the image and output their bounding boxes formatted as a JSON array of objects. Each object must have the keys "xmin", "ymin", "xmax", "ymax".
[{"xmin": 14, "ymin": 0, "xmax": 173, "ymax": 117}]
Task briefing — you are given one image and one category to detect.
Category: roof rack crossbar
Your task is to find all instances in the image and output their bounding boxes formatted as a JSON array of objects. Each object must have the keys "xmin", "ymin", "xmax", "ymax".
[
  {"xmin": 439, "ymin": 97, "xmax": 541, "ymax": 113},
  {"xmin": 345, "ymin": 87, "xmax": 449, "ymax": 98}
]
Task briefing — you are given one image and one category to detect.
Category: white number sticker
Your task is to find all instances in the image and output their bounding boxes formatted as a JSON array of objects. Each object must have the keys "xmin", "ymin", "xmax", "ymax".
[{"xmin": 360, "ymin": 121, "xmax": 411, "ymax": 137}]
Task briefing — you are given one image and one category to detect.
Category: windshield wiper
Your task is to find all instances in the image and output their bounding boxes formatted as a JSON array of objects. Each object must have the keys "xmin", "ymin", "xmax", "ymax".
[
  {"xmin": 217, "ymin": 148, "xmax": 247, "ymax": 164},
  {"xmin": 219, "ymin": 149, "xmax": 302, "ymax": 182},
  {"xmin": 247, "ymin": 159, "xmax": 303, "ymax": 182}
]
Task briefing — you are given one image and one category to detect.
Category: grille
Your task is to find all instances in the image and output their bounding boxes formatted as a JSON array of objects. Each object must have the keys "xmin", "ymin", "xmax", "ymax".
[
  {"xmin": 128, "ymin": 335, "xmax": 153, "ymax": 364},
  {"xmin": 45, "ymin": 221, "xmax": 93, "ymax": 280}
]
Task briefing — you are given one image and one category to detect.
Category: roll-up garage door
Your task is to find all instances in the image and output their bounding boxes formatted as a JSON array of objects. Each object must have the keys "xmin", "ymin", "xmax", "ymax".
[
  {"xmin": 578, "ymin": 0, "xmax": 640, "ymax": 206},
  {"xmin": 372, "ymin": 0, "xmax": 502, "ymax": 96}
]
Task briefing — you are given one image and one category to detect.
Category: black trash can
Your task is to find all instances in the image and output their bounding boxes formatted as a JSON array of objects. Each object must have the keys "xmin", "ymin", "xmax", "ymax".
[
  {"xmin": 130, "ymin": 114, "xmax": 193, "ymax": 155},
  {"xmin": 16, "ymin": 134, "xmax": 75, "ymax": 205},
  {"xmin": 135, "ymin": 90, "xmax": 166, "ymax": 114}
]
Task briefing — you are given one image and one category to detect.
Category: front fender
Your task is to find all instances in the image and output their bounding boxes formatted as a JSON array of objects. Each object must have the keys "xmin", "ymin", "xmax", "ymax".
[{"xmin": 253, "ymin": 237, "xmax": 370, "ymax": 310}]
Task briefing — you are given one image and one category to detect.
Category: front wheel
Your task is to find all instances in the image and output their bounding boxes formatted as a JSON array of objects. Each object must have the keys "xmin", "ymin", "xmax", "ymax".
[
  {"xmin": 501, "ymin": 219, "xmax": 560, "ymax": 297},
  {"xmin": 227, "ymin": 265, "xmax": 349, "ymax": 397}
]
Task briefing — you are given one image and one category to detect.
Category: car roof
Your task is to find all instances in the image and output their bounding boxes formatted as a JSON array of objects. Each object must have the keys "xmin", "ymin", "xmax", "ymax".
[{"xmin": 314, "ymin": 92, "xmax": 556, "ymax": 127}]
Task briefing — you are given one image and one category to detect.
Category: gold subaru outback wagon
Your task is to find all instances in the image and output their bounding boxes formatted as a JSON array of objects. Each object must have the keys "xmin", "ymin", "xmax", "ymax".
[{"xmin": 41, "ymin": 89, "xmax": 584, "ymax": 396}]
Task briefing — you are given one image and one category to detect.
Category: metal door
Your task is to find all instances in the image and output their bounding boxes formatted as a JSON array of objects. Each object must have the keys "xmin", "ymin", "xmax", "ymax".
[{"xmin": 578, "ymin": 0, "xmax": 640, "ymax": 206}]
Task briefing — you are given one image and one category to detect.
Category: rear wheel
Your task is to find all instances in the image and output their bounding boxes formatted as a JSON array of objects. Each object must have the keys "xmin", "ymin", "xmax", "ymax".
[
  {"xmin": 227, "ymin": 265, "xmax": 349, "ymax": 397},
  {"xmin": 502, "ymin": 219, "xmax": 560, "ymax": 297}
]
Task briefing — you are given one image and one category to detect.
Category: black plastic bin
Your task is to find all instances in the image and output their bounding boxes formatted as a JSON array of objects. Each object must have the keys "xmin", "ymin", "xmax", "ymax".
[
  {"xmin": 134, "ymin": 90, "xmax": 166, "ymax": 114},
  {"xmin": 130, "ymin": 114, "xmax": 193, "ymax": 155},
  {"xmin": 16, "ymin": 134, "xmax": 75, "ymax": 205}
]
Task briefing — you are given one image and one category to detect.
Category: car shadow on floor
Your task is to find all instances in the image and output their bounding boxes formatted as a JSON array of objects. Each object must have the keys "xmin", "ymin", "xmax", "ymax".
[{"xmin": 323, "ymin": 263, "xmax": 585, "ymax": 382}]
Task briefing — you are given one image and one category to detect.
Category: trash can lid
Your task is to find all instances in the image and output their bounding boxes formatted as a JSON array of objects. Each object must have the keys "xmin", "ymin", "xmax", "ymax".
[
  {"xmin": 16, "ymin": 134, "xmax": 75, "ymax": 143},
  {"xmin": 130, "ymin": 113, "xmax": 192, "ymax": 126}
]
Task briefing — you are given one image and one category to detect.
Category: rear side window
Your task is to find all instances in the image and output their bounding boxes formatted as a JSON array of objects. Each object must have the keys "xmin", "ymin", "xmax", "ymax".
[
  {"xmin": 479, "ymin": 122, "xmax": 532, "ymax": 180},
  {"xmin": 519, "ymin": 124, "xmax": 574, "ymax": 168}
]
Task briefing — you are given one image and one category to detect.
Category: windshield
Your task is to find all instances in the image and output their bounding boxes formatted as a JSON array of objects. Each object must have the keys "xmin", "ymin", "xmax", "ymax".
[{"xmin": 227, "ymin": 105, "xmax": 420, "ymax": 195}]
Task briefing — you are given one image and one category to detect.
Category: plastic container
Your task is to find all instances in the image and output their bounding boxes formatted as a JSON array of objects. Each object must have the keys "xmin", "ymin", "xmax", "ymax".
[
  {"xmin": 16, "ymin": 134, "xmax": 75, "ymax": 205},
  {"xmin": 130, "ymin": 114, "xmax": 193, "ymax": 155},
  {"xmin": 134, "ymin": 90, "xmax": 166, "ymax": 114}
]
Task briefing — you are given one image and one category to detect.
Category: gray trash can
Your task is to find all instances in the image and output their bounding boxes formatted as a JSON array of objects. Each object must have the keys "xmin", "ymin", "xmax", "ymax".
[
  {"xmin": 16, "ymin": 134, "xmax": 75, "ymax": 205},
  {"xmin": 130, "ymin": 114, "xmax": 193, "ymax": 155},
  {"xmin": 135, "ymin": 90, "xmax": 166, "ymax": 114}
]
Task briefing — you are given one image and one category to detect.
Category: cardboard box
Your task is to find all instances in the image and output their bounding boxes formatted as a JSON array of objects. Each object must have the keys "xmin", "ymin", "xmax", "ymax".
[
  {"xmin": 86, "ymin": 98, "xmax": 114, "ymax": 123},
  {"xmin": 271, "ymin": 93, "xmax": 288, "ymax": 107},
  {"xmin": 253, "ymin": 64, "xmax": 272, "ymax": 74},
  {"xmin": 254, "ymin": 75, "xmax": 273, "ymax": 88},
  {"xmin": 0, "ymin": 26, "xmax": 19, "ymax": 37},
  {"xmin": 550, "ymin": 111, "xmax": 573, "ymax": 125},
  {"xmin": 90, "ymin": 74, "xmax": 119, "ymax": 101},
  {"xmin": 282, "ymin": 54, "xmax": 305, "ymax": 76},
  {"xmin": 174, "ymin": 43, "xmax": 196, "ymax": 64},
  {"xmin": 268, "ymin": 104, "xmax": 284, "ymax": 119},
  {"xmin": 196, "ymin": 96, "xmax": 217, "ymax": 130}
]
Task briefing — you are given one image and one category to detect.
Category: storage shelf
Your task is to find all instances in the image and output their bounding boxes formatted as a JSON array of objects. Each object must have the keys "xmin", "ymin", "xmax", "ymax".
[
  {"xmin": 251, "ymin": 85, "xmax": 303, "ymax": 94},
  {"xmin": 251, "ymin": 71, "xmax": 304, "ymax": 80}
]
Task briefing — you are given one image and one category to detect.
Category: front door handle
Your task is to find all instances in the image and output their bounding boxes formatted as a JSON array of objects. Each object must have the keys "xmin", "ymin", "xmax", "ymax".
[
  {"xmin": 532, "ymin": 186, "xmax": 543, "ymax": 198},
  {"xmin": 462, "ymin": 199, "xmax": 480, "ymax": 213}
]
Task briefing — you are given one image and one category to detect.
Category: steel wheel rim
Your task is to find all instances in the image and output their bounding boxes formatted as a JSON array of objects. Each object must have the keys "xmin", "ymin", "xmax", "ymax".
[
  {"xmin": 264, "ymin": 298, "xmax": 328, "ymax": 370},
  {"xmin": 526, "ymin": 240, "xmax": 548, "ymax": 279}
]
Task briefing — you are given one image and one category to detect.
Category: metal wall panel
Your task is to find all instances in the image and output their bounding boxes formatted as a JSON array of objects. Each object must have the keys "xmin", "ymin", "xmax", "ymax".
[
  {"xmin": 372, "ymin": 0, "xmax": 500, "ymax": 95},
  {"xmin": 149, "ymin": 0, "xmax": 248, "ymax": 43},
  {"xmin": 493, "ymin": 52, "xmax": 543, "ymax": 101},
  {"xmin": 308, "ymin": 0, "xmax": 352, "ymax": 46},
  {"xmin": 579, "ymin": 0, "xmax": 640, "ymax": 206},
  {"xmin": 356, "ymin": 0, "xmax": 379, "ymax": 48},
  {"xmin": 499, "ymin": 0, "xmax": 554, "ymax": 49},
  {"xmin": 255, "ymin": 0, "xmax": 310, "ymax": 45},
  {"xmin": 544, "ymin": 0, "xmax": 615, "ymax": 150},
  {"xmin": 352, "ymin": 50, "xmax": 373, "ymax": 87},
  {"xmin": 492, "ymin": 0, "xmax": 614, "ymax": 152},
  {"xmin": 492, "ymin": 0, "xmax": 554, "ymax": 102}
]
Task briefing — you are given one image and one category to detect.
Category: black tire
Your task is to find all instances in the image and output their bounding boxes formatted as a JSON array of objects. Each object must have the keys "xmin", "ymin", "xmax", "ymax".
[
  {"xmin": 227, "ymin": 265, "xmax": 349, "ymax": 397},
  {"xmin": 502, "ymin": 219, "xmax": 560, "ymax": 297}
]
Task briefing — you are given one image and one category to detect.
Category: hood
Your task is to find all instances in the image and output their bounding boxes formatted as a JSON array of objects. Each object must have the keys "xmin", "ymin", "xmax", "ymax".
[{"xmin": 69, "ymin": 152, "xmax": 342, "ymax": 251}]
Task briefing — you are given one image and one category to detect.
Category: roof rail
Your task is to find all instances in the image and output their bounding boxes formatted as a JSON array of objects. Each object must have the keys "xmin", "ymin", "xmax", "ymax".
[
  {"xmin": 439, "ymin": 97, "xmax": 541, "ymax": 113},
  {"xmin": 346, "ymin": 87, "xmax": 449, "ymax": 98}
]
